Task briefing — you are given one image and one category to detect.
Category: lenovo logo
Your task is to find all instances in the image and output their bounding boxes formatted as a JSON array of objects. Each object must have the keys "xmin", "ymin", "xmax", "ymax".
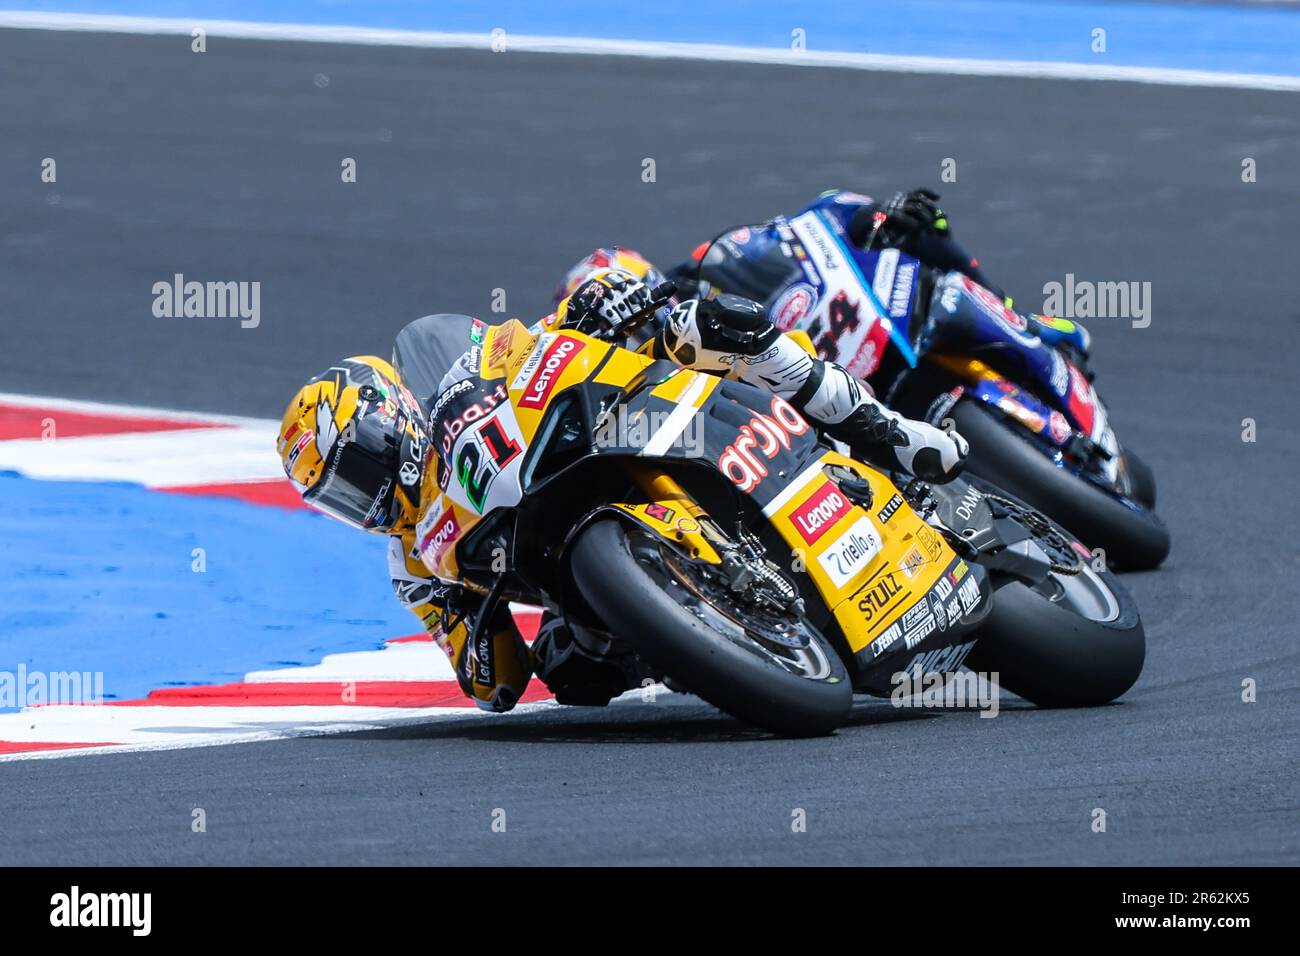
[
  {"xmin": 419, "ymin": 508, "xmax": 461, "ymax": 564},
  {"xmin": 791, "ymin": 482, "xmax": 851, "ymax": 545},
  {"xmin": 518, "ymin": 335, "xmax": 582, "ymax": 409}
]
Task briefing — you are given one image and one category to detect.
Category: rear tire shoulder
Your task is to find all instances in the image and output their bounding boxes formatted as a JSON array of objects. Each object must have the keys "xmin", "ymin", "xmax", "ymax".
[
  {"xmin": 951, "ymin": 399, "xmax": 1170, "ymax": 570},
  {"xmin": 966, "ymin": 568, "xmax": 1145, "ymax": 708}
]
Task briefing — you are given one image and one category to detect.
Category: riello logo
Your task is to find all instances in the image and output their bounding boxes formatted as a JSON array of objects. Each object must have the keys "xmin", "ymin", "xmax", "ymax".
[{"xmin": 717, "ymin": 396, "xmax": 810, "ymax": 493}]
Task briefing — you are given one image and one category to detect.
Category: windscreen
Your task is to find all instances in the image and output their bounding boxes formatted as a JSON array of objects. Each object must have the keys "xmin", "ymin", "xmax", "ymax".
[
  {"xmin": 694, "ymin": 226, "xmax": 805, "ymax": 308},
  {"xmin": 391, "ymin": 313, "xmax": 486, "ymax": 415}
]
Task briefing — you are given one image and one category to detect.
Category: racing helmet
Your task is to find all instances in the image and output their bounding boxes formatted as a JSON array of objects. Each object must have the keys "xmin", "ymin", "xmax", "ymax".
[
  {"xmin": 551, "ymin": 247, "xmax": 667, "ymax": 307},
  {"xmin": 277, "ymin": 356, "xmax": 427, "ymax": 533}
]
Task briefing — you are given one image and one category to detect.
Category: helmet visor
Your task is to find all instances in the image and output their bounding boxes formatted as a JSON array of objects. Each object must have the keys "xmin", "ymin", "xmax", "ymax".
[{"xmin": 304, "ymin": 413, "xmax": 401, "ymax": 530}]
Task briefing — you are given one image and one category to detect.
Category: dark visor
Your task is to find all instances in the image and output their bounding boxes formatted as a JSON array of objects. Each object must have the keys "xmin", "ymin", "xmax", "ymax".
[{"xmin": 304, "ymin": 412, "xmax": 401, "ymax": 530}]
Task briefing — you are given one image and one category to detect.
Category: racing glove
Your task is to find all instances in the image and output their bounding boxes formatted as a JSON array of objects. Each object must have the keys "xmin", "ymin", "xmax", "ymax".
[
  {"xmin": 561, "ymin": 269, "xmax": 658, "ymax": 338},
  {"xmin": 849, "ymin": 188, "xmax": 949, "ymax": 247}
]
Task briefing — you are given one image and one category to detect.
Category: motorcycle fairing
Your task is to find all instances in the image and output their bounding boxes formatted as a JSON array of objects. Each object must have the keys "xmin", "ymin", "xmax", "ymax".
[
  {"xmin": 695, "ymin": 211, "xmax": 920, "ymax": 379},
  {"xmin": 922, "ymin": 273, "xmax": 1122, "ymax": 481},
  {"xmin": 693, "ymin": 213, "xmax": 1122, "ymax": 480},
  {"xmin": 785, "ymin": 209, "xmax": 920, "ymax": 376},
  {"xmin": 505, "ymin": 330, "xmax": 981, "ymax": 672},
  {"xmin": 758, "ymin": 449, "xmax": 989, "ymax": 679},
  {"xmin": 966, "ymin": 376, "xmax": 1074, "ymax": 449},
  {"xmin": 419, "ymin": 319, "xmax": 985, "ymax": 684}
]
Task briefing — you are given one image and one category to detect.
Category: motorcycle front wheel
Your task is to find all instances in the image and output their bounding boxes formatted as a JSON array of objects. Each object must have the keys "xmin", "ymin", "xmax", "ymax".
[{"xmin": 570, "ymin": 519, "xmax": 852, "ymax": 737}]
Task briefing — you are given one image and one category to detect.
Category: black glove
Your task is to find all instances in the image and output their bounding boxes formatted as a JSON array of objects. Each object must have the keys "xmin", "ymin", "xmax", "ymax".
[
  {"xmin": 565, "ymin": 270, "xmax": 656, "ymax": 338},
  {"xmin": 881, "ymin": 188, "xmax": 949, "ymax": 240}
]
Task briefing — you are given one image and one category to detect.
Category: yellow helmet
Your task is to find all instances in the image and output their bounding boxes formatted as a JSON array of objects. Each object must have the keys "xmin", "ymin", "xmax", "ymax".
[
  {"xmin": 551, "ymin": 247, "xmax": 665, "ymax": 306},
  {"xmin": 277, "ymin": 356, "xmax": 426, "ymax": 533}
]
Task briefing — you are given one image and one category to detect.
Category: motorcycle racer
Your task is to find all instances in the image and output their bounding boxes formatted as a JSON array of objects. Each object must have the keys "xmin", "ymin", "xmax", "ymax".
[
  {"xmin": 693, "ymin": 189, "xmax": 1091, "ymax": 362},
  {"xmin": 276, "ymin": 271, "xmax": 968, "ymax": 715},
  {"xmin": 556, "ymin": 190, "xmax": 1091, "ymax": 379}
]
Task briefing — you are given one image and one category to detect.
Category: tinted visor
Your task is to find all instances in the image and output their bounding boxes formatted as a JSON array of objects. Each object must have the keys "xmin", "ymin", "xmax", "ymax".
[{"xmin": 305, "ymin": 411, "xmax": 401, "ymax": 530}]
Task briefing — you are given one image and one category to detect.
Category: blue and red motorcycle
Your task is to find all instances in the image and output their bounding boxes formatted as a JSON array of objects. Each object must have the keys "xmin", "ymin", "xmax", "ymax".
[{"xmin": 680, "ymin": 199, "xmax": 1169, "ymax": 569}]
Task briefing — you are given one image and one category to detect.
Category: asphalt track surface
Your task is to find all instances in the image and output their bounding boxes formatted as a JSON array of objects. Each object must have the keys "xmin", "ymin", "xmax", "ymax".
[{"xmin": 1, "ymin": 29, "xmax": 1297, "ymax": 865}]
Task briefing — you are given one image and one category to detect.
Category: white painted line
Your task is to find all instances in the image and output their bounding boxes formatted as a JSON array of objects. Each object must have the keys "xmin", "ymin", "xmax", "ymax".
[
  {"xmin": 641, "ymin": 373, "xmax": 710, "ymax": 458},
  {"xmin": 0, "ymin": 424, "xmax": 284, "ymax": 486},
  {"xmin": 244, "ymin": 640, "xmax": 456, "ymax": 683},
  {"xmin": 761, "ymin": 462, "xmax": 826, "ymax": 517},
  {"xmin": 0, "ymin": 700, "xmax": 558, "ymax": 762},
  {"xmin": 0, "ymin": 390, "xmax": 278, "ymax": 429},
  {"xmin": 1, "ymin": 11, "xmax": 1297, "ymax": 91}
]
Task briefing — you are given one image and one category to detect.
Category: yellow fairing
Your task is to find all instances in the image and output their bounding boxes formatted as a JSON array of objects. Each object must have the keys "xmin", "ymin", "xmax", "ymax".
[
  {"xmin": 496, "ymin": 323, "xmax": 616, "ymax": 437},
  {"xmin": 416, "ymin": 485, "xmax": 470, "ymax": 584},
  {"xmin": 621, "ymin": 467, "xmax": 723, "ymax": 563},
  {"xmin": 596, "ymin": 348, "xmax": 655, "ymax": 387},
  {"xmin": 420, "ymin": 321, "xmax": 671, "ymax": 580},
  {"xmin": 764, "ymin": 450, "xmax": 958, "ymax": 656},
  {"xmin": 785, "ymin": 329, "xmax": 818, "ymax": 357},
  {"xmin": 610, "ymin": 502, "xmax": 721, "ymax": 565}
]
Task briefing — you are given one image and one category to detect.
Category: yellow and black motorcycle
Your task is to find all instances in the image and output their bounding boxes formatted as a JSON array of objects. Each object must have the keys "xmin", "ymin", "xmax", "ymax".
[{"xmin": 392, "ymin": 296, "xmax": 1144, "ymax": 736}]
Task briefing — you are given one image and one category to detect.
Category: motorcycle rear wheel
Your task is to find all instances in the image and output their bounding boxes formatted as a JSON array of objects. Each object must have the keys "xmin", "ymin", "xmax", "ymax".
[
  {"xmin": 963, "ymin": 495, "xmax": 1145, "ymax": 707},
  {"xmin": 950, "ymin": 399, "xmax": 1170, "ymax": 570},
  {"xmin": 1119, "ymin": 446, "xmax": 1157, "ymax": 509}
]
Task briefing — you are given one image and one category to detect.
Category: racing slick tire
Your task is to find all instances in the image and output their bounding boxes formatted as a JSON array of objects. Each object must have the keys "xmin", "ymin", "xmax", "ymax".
[
  {"xmin": 950, "ymin": 399, "xmax": 1171, "ymax": 570},
  {"xmin": 966, "ymin": 564, "xmax": 1145, "ymax": 707},
  {"xmin": 571, "ymin": 519, "xmax": 852, "ymax": 737}
]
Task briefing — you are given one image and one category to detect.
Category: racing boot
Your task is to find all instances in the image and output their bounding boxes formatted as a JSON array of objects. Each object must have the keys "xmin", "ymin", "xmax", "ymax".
[
  {"xmin": 532, "ymin": 616, "xmax": 650, "ymax": 706},
  {"xmin": 797, "ymin": 361, "xmax": 969, "ymax": 483}
]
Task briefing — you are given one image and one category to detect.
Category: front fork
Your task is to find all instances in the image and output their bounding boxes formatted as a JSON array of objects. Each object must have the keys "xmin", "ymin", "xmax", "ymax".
[{"xmin": 621, "ymin": 463, "xmax": 799, "ymax": 606}]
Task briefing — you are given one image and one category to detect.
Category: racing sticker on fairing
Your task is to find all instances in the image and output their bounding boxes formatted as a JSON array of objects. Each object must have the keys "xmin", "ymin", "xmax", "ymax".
[
  {"xmin": 790, "ymin": 481, "xmax": 853, "ymax": 545},
  {"xmin": 786, "ymin": 211, "xmax": 891, "ymax": 378},
  {"xmin": 816, "ymin": 515, "xmax": 883, "ymax": 588},
  {"xmin": 958, "ymin": 274, "xmax": 1041, "ymax": 347},
  {"xmin": 716, "ymin": 394, "xmax": 811, "ymax": 494},
  {"xmin": 447, "ymin": 408, "xmax": 526, "ymax": 515},
  {"xmin": 855, "ymin": 569, "xmax": 908, "ymax": 627},
  {"xmin": 416, "ymin": 501, "xmax": 463, "ymax": 568},
  {"xmin": 513, "ymin": 333, "xmax": 583, "ymax": 410},
  {"xmin": 770, "ymin": 283, "xmax": 818, "ymax": 332},
  {"xmin": 901, "ymin": 640, "xmax": 976, "ymax": 679}
]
